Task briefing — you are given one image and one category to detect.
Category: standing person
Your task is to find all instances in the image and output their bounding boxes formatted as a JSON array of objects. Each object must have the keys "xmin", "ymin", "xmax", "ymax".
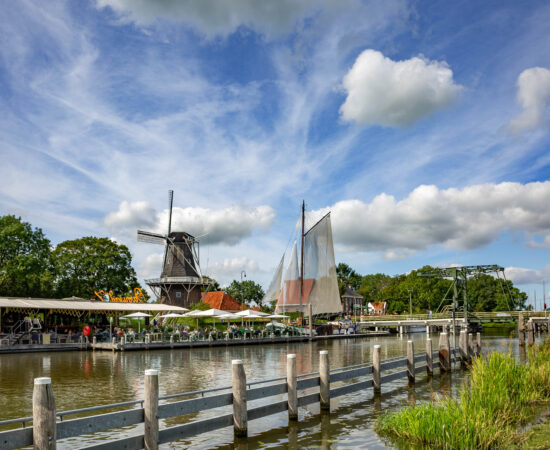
[{"xmin": 24, "ymin": 316, "xmax": 32, "ymax": 332}]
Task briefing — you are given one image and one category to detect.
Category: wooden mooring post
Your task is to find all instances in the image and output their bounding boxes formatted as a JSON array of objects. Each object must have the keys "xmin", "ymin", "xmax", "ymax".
[
  {"xmin": 426, "ymin": 338, "xmax": 433, "ymax": 376},
  {"xmin": 232, "ymin": 359, "xmax": 247, "ymax": 437},
  {"xmin": 468, "ymin": 333, "xmax": 475, "ymax": 360},
  {"xmin": 287, "ymin": 354, "xmax": 298, "ymax": 421},
  {"xmin": 527, "ymin": 320, "xmax": 535, "ymax": 346},
  {"xmin": 459, "ymin": 330, "xmax": 468, "ymax": 364},
  {"xmin": 407, "ymin": 340, "xmax": 415, "ymax": 383},
  {"xmin": 33, "ymin": 377, "xmax": 56, "ymax": 449},
  {"xmin": 144, "ymin": 369, "xmax": 159, "ymax": 450},
  {"xmin": 438, "ymin": 332, "xmax": 451, "ymax": 372},
  {"xmin": 373, "ymin": 344, "xmax": 381, "ymax": 393},
  {"xmin": 476, "ymin": 332, "xmax": 481, "ymax": 357},
  {"xmin": 319, "ymin": 350, "xmax": 330, "ymax": 410},
  {"xmin": 518, "ymin": 313, "xmax": 525, "ymax": 346}
]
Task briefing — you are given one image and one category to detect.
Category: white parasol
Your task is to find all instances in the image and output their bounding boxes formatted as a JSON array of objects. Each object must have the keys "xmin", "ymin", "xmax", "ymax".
[{"xmin": 120, "ymin": 312, "xmax": 152, "ymax": 333}]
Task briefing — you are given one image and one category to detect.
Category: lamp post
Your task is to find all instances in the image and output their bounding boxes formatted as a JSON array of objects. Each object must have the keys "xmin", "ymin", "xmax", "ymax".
[
  {"xmin": 543, "ymin": 280, "xmax": 547, "ymax": 317},
  {"xmin": 407, "ymin": 289, "xmax": 413, "ymax": 316},
  {"xmin": 240, "ymin": 271, "xmax": 246, "ymax": 328}
]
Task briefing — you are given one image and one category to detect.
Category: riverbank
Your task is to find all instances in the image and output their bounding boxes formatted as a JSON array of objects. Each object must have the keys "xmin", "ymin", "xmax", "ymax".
[{"xmin": 376, "ymin": 338, "xmax": 550, "ymax": 448}]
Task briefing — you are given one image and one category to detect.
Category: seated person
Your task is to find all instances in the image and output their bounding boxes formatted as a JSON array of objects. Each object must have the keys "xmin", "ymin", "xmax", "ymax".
[{"xmin": 50, "ymin": 330, "xmax": 57, "ymax": 343}]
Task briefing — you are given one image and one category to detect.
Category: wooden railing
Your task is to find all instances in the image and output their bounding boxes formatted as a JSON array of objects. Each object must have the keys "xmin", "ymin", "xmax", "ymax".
[{"xmin": 0, "ymin": 332, "xmax": 477, "ymax": 450}]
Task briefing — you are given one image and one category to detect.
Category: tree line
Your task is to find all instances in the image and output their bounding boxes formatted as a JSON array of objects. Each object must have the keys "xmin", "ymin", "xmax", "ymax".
[
  {"xmin": 336, "ymin": 262, "xmax": 527, "ymax": 313},
  {"xmin": 0, "ymin": 215, "xmax": 145, "ymax": 299},
  {"xmin": 0, "ymin": 215, "xmax": 528, "ymax": 312}
]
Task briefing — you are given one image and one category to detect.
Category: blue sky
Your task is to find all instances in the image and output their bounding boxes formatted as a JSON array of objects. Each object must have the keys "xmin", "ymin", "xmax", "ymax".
[{"xmin": 1, "ymin": 1, "xmax": 550, "ymax": 307}]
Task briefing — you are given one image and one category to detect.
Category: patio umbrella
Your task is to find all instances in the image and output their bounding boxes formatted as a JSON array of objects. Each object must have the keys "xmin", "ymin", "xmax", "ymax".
[
  {"xmin": 185, "ymin": 308, "xmax": 226, "ymax": 329},
  {"xmin": 218, "ymin": 313, "xmax": 240, "ymax": 320},
  {"xmin": 120, "ymin": 312, "xmax": 152, "ymax": 333},
  {"xmin": 234, "ymin": 310, "xmax": 269, "ymax": 317},
  {"xmin": 234, "ymin": 309, "xmax": 269, "ymax": 327},
  {"xmin": 158, "ymin": 313, "xmax": 187, "ymax": 318},
  {"xmin": 266, "ymin": 314, "xmax": 290, "ymax": 319}
]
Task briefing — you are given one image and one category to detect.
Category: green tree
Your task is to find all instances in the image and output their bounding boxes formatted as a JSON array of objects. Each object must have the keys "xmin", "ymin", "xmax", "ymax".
[
  {"xmin": 226, "ymin": 280, "xmax": 265, "ymax": 307},
  {"xmin": 52, "ymin": 237, "xmax": 144, "ymax": 299},
  {"xmin": 191, "ymin": 301, "xmax": 210, "ymax": 311},
  {"xmin": 468, "ymin": 274, "xmax": 527, "ymax": 311},
  {"xmin": 336, "ymin": 262, "xmax": 362, "ymax": 295},
  {"xmin": 201, "ymin": 276, "xmax": 220, "ymax": 292},
  {"xmin": 0, "ymin": 215, "xmax": 54, "ymax": 297},
  {"xmin": 357, "ymin": 273, "xmax": 391, "ymax": 303}
]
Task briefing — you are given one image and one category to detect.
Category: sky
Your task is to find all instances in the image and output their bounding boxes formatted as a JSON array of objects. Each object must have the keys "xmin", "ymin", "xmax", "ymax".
[{"xmin": 1, "ymin": 1, "xmax": 550, "ymax": 308}]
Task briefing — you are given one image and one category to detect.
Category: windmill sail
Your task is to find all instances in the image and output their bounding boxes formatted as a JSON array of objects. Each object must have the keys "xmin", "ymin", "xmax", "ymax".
[
  {"xmin": 261, "ymin": 255, "xmax": 284, "ymax": 306},
  {"xmin": 303, "ymin": 213, "xmax": 342, "ymax": 316},
  {"xmin": 274, "ymin": 212, "xmax": 341, "ymax": 315}
]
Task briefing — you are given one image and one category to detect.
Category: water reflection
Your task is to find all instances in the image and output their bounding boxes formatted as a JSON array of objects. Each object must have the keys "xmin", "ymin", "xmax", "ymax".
[{"xmin": 0, "ymin": 329, "xmax": 525, "ymax": 448}]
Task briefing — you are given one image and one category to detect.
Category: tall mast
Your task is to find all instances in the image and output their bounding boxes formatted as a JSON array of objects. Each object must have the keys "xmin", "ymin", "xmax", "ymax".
[{"xmin": 300, "ymin": 200, "xmax": 305, "ymax": 319}]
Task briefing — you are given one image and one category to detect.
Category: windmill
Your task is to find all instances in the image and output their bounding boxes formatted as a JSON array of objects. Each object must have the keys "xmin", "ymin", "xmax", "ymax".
[{"xmin": 137, "ymin": 190, "xmax": 207, "ymax": 307}]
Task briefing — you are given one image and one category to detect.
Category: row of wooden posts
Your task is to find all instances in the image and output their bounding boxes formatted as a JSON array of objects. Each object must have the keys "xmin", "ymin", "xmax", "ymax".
[
  {"xmin": 518, "ymin": 314, "xmax": 550, "ymax": 346},
  {"xmin": 25, "ymin": 331, "xmax": 480, "ymax": 450}
]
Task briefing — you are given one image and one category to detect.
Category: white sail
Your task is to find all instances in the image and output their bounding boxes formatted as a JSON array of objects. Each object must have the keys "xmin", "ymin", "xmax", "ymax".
[
  {"xmin": 303, "ymin": 213, "xmax": 342, "ymax": 315},
  {"xmin": 261, "ymin": 255, "xmax": 284, "ymax": 306},
  {"xmin": 275, "ymin": 241, "xmax": 300, "ymax": 313}
]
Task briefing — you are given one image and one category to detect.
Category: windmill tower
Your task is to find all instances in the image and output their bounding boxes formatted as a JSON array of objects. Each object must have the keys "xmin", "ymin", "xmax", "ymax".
[{"xmin": 137, "ymin": 190, "xmax": 207, "ymax": 308}]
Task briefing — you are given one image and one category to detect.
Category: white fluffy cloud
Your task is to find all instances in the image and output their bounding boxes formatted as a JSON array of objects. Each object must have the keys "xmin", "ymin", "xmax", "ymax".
[
  {"xmin": 310, "ymin": 181, "xmax": 550, "ymax": 258},
  {"xmin": 505, "ymin": 264, "xmax": 550, "ymax": 285},
  {"xmin": 340, "ymin": 49, "xmax": 461, "ymax": 127},
  {"xmin": 104, "ymin": 200, "xmax": 156, "ymax": 230},
  {"xmin": 167, "ymin": 205, "xmax": 274, "ymax": 245},
  {"xmin": 508, "ymin": 67, "xmax": 550, "ymax": 132},
  {"xmin": 97, "ymin": 0, "xmax": 341, "ymax": 37},
  {"xmin": 138, "ymin": 252, "xmax": 164, "ymax": 279},
  {"xmin": 209, "ymin": 257, "xmax": 260, "ymax": 278},
  {"xmin": 105, "ymin": 201, "xmax": 275, "ymax": 245}
]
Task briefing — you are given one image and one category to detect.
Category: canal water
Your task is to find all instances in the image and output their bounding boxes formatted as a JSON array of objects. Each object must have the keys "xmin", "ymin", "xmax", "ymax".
[{"xmin": 0, "ymin": 328, "xmax": 524, "ymax": 448}]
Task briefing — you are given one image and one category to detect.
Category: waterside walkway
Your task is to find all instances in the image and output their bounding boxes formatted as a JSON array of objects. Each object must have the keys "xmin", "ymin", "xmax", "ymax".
[{"xmin": 0, "ymin": 331, "xmax": 390, "ymax": 354}]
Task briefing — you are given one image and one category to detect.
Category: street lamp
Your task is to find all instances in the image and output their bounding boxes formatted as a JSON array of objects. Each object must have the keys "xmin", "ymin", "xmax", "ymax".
[
  {"xmin": 407, "ymin": 289, "xmax": 413, "ymax": 316},
  {"xmin": 240, "ymin": 271, "xmax": 246, "ymax": 327}
]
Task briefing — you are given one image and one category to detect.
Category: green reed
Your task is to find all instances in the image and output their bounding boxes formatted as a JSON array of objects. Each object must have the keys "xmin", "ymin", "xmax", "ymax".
[{"xmin": 376, "ymin": 339, "xmax": 550, "ymax": 449}]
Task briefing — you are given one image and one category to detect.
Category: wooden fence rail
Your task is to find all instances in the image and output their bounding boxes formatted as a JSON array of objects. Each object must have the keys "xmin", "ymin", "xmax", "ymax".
[{"xmin": 0, "ymin": 334, "xmax": 468, "ymax": 450}]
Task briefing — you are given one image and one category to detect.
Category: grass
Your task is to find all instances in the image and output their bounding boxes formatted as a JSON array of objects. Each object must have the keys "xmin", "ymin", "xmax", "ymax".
[
  {"xmin": 376, "ymin": 339, "xmax": 550, "ymax": 449},
  {"xmin": 481, "ymin": 321, "xmax": 516, "ymax": 329}
]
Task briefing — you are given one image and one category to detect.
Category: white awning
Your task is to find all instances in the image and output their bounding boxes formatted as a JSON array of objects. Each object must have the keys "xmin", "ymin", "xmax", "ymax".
[{"xmin": 0, "ymin": 298, "xmax": 188, "ymax": 312}]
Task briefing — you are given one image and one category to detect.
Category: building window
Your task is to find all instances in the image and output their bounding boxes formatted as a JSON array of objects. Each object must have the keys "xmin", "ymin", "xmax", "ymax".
[{"xmin": 176, "ymin": 292, "xmax": 182, "ymax": 298}]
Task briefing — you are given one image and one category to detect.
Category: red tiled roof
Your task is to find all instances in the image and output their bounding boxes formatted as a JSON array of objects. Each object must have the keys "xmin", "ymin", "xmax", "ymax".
[
  {"xmin": 251, "ymin": 306, "xmax": 261, "ymax": 311},
  {"xmin": 370, "ymin": 302, "xmax": 386, "ymax": 310},
  {"xmin": 201, "ymin": 291, "xmax": 242, "ymax": 311}
]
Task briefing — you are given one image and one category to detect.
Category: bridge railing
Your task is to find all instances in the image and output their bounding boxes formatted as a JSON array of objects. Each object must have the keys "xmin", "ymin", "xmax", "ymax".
[{"xmin": 360, "ymin": 310, "xmax": 545, "ymax": 322}]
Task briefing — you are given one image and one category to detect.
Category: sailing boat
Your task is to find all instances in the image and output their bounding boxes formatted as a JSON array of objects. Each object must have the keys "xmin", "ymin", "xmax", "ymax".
[{"xmin": 262, "ymin": 202, "xmax": 343, "ymax": 318}]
